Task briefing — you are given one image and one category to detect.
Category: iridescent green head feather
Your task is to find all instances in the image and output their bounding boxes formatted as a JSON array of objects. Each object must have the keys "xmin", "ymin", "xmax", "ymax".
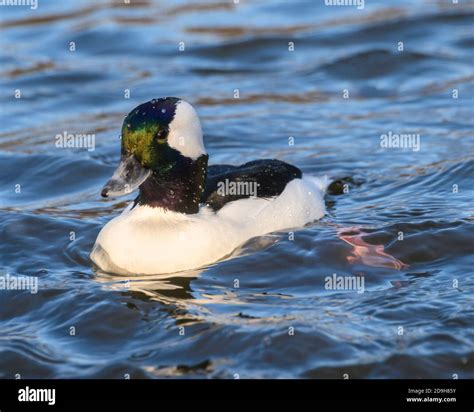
[
  {"xmin": 121, "ymin": 97, "xmax": 180, "ymax": 169},
  {"xmin": 101, "ymin": 97, "xmax": 207, "ymax": 209}
]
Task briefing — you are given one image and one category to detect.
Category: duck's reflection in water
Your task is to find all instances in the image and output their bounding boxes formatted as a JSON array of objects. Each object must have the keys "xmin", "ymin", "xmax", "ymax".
[{"xmin": 93, "ymin": 269, "xmax": 202, "ymax": 306}]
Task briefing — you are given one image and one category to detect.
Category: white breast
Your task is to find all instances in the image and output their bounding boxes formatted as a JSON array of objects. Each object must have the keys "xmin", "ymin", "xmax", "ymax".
[{"xmin": 90, "ymin": 175, "xmax": 328, "ymax": 275}]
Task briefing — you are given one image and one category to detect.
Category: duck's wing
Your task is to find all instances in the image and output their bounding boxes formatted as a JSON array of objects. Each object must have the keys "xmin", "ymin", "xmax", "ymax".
[
  {"xmin": 203, "ymin": 159, "xmax": 302, "ymax": 211},
  {"xmin": 207, "ymin": 164, "xmax": 239, "ymax": 177}
]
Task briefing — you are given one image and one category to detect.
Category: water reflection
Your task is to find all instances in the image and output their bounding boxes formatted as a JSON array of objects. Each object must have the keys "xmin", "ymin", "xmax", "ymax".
[{"xmin": 94, "ymin": 270, "xmax": 199, "ymax": 304}]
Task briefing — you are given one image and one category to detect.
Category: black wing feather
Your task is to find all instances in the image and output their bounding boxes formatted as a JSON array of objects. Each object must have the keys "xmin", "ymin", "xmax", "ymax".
[{"xmin": 202, "ymin": 159, "xmax": 302, "ymax": 211}]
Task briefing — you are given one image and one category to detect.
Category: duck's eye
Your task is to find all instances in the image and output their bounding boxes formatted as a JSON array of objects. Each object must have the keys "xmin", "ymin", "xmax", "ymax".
[{"xmin": 156, "ymin": 129, "xmax": 167, "ymax": 143}]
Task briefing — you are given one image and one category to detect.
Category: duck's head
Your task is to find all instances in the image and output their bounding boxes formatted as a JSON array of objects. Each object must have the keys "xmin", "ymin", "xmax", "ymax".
[{"xmin": 101, "ymin": 97, "xmax": 207, "ymax": 198}]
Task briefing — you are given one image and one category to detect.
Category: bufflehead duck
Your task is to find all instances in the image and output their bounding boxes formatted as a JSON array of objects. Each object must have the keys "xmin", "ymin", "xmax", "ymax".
[{"xmin": 91, "ymin": 97, "xmax": 328, "ymax": 275}]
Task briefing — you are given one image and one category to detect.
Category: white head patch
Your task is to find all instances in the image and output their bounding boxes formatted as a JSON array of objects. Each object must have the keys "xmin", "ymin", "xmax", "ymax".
[{"xmin": 167, "ymin": 100, "xmax": 206, "ymax": 159}]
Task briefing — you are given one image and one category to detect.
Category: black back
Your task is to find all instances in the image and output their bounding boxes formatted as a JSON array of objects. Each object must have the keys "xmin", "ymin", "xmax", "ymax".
[{"xmin": 202, "ymin": 159, "xmax": 302, "ymax": 211}]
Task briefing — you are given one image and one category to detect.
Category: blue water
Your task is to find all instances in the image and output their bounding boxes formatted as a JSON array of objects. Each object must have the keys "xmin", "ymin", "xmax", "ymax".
[{"xmin": 0, "ymin": 0, "xmax": 473, "ymax": 378}]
